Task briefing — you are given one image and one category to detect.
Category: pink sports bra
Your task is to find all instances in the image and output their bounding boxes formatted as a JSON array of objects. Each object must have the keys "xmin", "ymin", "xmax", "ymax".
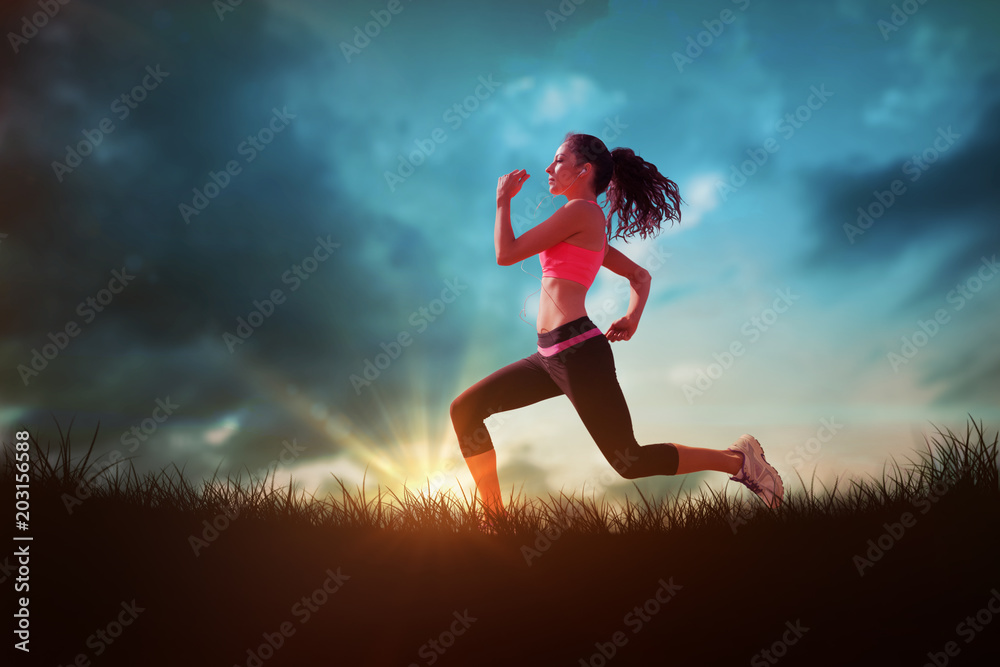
[{"xmin": 540, "ymin": 236, "xmax": 606, "ymax": 288}]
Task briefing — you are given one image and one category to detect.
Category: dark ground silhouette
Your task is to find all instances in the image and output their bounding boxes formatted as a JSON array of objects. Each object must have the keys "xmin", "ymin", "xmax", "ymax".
[{"xmin": 4, "ymin": 421, "xmax": 1000, "ymax": 666}]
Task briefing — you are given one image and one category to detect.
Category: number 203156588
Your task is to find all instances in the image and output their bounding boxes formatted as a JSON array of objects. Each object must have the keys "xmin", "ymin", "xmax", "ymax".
[{"xmin": 15, "ymin": 431, "xmax": 31, "ymax": 527}]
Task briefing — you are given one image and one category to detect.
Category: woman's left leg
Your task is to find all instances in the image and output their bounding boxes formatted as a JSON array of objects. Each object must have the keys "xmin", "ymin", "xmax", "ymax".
[{"xmin": 451, "ymin": 352, "xmax": 563, "ymax": 513}]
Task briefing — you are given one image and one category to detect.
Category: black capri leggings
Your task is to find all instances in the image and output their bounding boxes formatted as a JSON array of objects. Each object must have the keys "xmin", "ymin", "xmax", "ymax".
[{"xmin": 450, "ymin": 316, "xmax": 679, "ymax": 479}]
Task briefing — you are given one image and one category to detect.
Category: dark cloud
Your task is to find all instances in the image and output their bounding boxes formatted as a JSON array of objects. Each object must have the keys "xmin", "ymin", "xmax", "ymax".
[
  {"xmin": 797, "ymin": 71, "xmax": 1000, "ymax": 406},
  {"xmin": 0, "ymin": 0, "xmax": 486, "ymax": 466},
  {"xmin": 799, "ymin": 72, "xmax": 1000, "ymax": 307}
]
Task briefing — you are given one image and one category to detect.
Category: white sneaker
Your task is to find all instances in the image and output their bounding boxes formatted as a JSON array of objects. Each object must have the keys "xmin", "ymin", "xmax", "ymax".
[{"xmin": 728, "ymin": 434, "xmax": 784, "ymax": 508}]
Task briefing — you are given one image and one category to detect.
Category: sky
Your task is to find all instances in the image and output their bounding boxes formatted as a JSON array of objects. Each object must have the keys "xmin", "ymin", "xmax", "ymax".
[{"xmin": 1, "ymin": 0, "xmax": 998, "ymax": 504}]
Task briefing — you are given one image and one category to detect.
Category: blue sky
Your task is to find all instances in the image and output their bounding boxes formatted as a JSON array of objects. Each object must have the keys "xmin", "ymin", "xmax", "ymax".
[{"xmin": 1, "ymin": 0, "xmax": 998, "ymax": 502}]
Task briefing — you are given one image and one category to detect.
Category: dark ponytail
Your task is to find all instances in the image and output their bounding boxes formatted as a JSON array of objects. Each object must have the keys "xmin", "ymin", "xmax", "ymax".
[
  {"xmin": 563, "ymin": 133, "xmax": 684, "ymax": 241},
  {"xmin": 607, "ymin": 148, "xmax": 683, "ymax": 240}
]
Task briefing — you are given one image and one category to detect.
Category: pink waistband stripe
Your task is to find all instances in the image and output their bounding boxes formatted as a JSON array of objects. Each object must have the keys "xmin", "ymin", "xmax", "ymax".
[{"xmin": 537, "ymin": 327, "xmax": 602, "ymax": 356}]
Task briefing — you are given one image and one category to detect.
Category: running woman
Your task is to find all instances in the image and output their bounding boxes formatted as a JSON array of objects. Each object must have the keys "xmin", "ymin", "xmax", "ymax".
[{"xmin": 450, "ymin": 133, "xmax": 783, "ymax": 518}]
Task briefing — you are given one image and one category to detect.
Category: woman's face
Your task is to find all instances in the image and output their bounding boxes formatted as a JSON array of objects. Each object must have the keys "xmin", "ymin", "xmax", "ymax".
[{"xmin": 545, "ymin": 142, "xmax": 583, "ymax": 194}]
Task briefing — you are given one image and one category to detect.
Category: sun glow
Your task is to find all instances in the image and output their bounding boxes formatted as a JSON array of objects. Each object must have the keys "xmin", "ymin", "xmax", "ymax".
[{"xmin": 232, "ymin": 358, "xmax": 472, "ymax": 499}]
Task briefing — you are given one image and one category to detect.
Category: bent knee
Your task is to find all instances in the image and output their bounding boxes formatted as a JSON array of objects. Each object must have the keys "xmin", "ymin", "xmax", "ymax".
[
  {"xmin": 616, "ymin": 466, "xmax": 643, "ymax": 481},
  {"xmin": 450, "ymin": 391, "xmax": 472, "ymax": 424},
  {"xmin": 451, "ymin": 389, "xmax": 494, "ymax": 426},
  {"xmin": 605, "ymin": 444, "xmax": 678, "ymax": 479},
  {"xmin": 605, "ymin": 446, "xmax": 643, "ymax": 479}
]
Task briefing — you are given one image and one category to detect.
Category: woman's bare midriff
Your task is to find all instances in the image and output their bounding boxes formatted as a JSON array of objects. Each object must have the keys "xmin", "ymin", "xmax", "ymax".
[{"xmin": 537, "ymin": 277, "xmax": 589, "ymax": 333}]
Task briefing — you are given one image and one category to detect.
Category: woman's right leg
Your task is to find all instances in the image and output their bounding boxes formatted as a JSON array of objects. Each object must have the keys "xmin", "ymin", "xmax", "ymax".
[
  {"xmin": 673, "ymin": 444, "xmax": 743, "ymax": 475},
  {"xmin": 544, "ymin": 326, "xmax": 743, "ymax": 478},
  {"xmin": 450, "ymin": 353, "xmax": 563, "ymax": 512}
]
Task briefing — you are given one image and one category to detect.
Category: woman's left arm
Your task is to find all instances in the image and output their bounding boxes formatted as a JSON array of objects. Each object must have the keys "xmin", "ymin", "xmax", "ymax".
[
  {"xmin": 494, "ymin": 169, "xmax": 585, "ymax": 265},
  {"xmin": 602, "ymin": 245, "xmax": 652, "ymax": 341}
]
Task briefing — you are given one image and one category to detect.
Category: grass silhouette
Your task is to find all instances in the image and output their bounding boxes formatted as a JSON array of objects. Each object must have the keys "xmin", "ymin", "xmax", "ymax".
[{"xmin": 3, "ymin": 416, "xmax": 999, "ymax": 665}]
